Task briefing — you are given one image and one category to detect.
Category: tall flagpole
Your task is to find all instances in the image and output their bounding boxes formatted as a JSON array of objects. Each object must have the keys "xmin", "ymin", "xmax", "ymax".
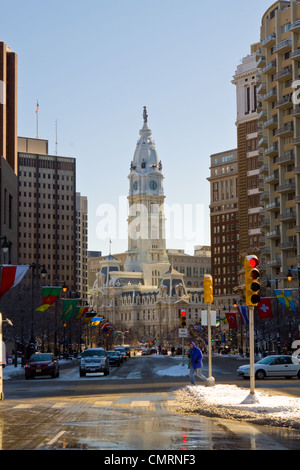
[{"xmin": 35, "ymin": 101, "xmax": 39, "ymax": 138}]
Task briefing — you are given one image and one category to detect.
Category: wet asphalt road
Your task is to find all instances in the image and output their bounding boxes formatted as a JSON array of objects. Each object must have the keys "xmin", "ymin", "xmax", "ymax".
[{"xmin": 1, "ymin": 355, "xmax": 300, "ymax": 451}]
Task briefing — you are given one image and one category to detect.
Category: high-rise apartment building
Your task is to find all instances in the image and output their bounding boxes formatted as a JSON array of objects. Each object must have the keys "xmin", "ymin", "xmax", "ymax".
[
  {"xmin": 232, "ymin": 44, "xmax": 262, "ymax": 285},
  {"xmin": 208, "ymin": 149, "xmax": 239, "ymax": 307},
  {"xmin": 0, "ymin": 41, "xmax": 18, "ymax": 263},
  {"xmin": 76, "ymin": 193, "xmax": 88, "ymax": 300},
  {"xmin": 257, "ymin": 0, "xmax": 300, "ymax": 282},
  {"xmin": 18, "ymin": 137, "xmax": 77, "ymax": 290},
  {"xmin": 0, "ymin": 41, "xmax": 17, "ymax": 173}
]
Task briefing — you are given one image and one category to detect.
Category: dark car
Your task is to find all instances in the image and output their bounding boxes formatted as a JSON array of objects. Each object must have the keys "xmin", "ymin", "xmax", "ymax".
[
  {"xmin": 107, "ymin": 350, "xmax": 121, "ymax": 367},
  {"xmin": 25, "ymin": 353, "xmax": 59, "ymax": 380},
  {"xmin": 79, "ymin": 348, "xmax": 109, "ymax": 377},
  {"xmin": 114, "ymin": 346, "xmax": 127, "ymax": 361},
  {"xmin": 124, "ymin": 346, "xmax": 131, "ymax": 358}
]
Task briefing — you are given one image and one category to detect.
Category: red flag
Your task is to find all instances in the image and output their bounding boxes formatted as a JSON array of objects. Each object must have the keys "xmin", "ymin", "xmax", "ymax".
[
  {"xmin": 225, "ymin": 312, "xmax": 238, "ymax": 329},
  {"xmin": 257, "ymin": 298, "xmax": 273, "ymax": 319},
  {"xmin": 0, "ymin": 265, "xmax": 29, "ymax": 299}
]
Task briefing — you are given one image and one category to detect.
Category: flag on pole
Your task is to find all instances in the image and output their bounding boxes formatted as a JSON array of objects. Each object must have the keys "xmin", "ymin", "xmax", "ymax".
[
  {"xmin": 61, "ymin": 299, "xmax": 79, "ymax": 319},
  {"xmin": 35, "ymin": 286, "xmax": 62, "ymax": 312},
  {"xmin": 90, "ymin": 317, "xmax": 102, "ymax": 328},
  {"xmin": 257, "ymin": 298, "xmax": 273, "ymax": 319},
  {"xmin": 0, "ymin": 265, "xmax": 29, "ymax": 299},
  {"xmin": 225, "ymin": 312, "xmax": 238, "ymax": 329},
  {"xmin": 274, "ymin": 290, "xmax": 296, "ymax": 312},
  {"xmin": 237, "ymin": 306, "xmax": 249, "ymax": 325},
  {"xmin": 84, "ymin": 311, "xmax": 95, "ymax": 323},
  {"xmin": 35, "ymin": 101, "xmax": 39, "ymax": 114},
  {"xmin": 75, "ymin": 306, "xmax": 89, "ymax": 320}
]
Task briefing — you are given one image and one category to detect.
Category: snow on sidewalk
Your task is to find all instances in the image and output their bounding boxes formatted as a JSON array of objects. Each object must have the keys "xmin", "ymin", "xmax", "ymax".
[{"xmin": 175, "ymin": 384, "xmax": 300, "ymax": 430}]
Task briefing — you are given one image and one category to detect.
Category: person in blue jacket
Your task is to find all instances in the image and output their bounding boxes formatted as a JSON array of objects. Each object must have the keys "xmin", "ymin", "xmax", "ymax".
[{"xmin": 188, "ymin": 341, "xmax": 206, "ymax": 385}]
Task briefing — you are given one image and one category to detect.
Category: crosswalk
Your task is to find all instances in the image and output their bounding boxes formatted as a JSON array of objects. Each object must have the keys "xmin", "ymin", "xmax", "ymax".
[{"xmin": 2, "ymin": 394, "xmax": 179, "ymax": 413}]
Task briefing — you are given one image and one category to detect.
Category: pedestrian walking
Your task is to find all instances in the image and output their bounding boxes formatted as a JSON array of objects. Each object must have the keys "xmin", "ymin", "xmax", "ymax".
[{"xmin": 188, "ymin": 341, "xmax": 206, "ymax": 385}]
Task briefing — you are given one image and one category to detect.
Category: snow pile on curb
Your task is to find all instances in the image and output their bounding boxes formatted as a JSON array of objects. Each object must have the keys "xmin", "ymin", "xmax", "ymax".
[{"xmin": 175, "ymin": 384, "xmax": 300, "ymax": 429}]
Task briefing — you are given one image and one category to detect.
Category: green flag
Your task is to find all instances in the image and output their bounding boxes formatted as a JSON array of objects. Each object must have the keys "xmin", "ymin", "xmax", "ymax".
[
  {"xmin": 61, "ymin": 299, "xmax": 79, "ymax": 319},
  {"xmin": 36, "ymin": 286, "xmax": 62, "ymax": 312}
]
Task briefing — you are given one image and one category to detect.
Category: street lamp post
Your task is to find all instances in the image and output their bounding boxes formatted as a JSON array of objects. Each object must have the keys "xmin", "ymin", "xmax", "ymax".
[
  {"xmin": 0, "ymin": 314, "xmax": 13, "ymax": 400},
  {"xmin": 28, "ymin": 263, "xmax": 47, "ymax": 358},
  {"xmin": 54, "ymin": 280, "xmax": 67, "ymax": 356}
]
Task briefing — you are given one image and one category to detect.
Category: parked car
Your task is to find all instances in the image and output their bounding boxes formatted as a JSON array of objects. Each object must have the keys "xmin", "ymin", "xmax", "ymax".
[
  {"xmin": 25, "ymin": 353, "xmax": 59, "ymax": 380},
  {"xmin": 79, "ymin": 348, "xmax": 109, "ymax": 377},
  {"xmin": 106, "ymin": 350, "xmax": 121, "ymax": 367},
  {"xmin": 114, "ymin": 346, "xmax": 127, "ymax": 361},
  {"xmin": 237, "ymin": 355, "xmax": 300, "ymax": 380}
]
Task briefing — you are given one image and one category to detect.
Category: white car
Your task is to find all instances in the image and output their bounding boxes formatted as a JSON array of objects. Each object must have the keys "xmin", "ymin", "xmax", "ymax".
[{"xmin": 237, "ymin": 355, "xmax": 300, "ymax": 380}]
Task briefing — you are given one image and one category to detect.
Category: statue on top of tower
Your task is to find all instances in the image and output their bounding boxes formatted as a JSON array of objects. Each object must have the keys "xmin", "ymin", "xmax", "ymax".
[{"xmin": 143, "ymin": 106, "xmax": 148, "ymax": 123}]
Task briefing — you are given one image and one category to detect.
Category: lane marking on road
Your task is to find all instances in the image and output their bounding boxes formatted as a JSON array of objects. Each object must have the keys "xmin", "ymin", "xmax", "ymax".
[
  {"xmin": 216, "ymin": 419, "xmax": 287, "ymax": 450},
  {"xmin": 130, "ymin": 401, "xmax": 150, "ymax": 407},
  {"xmin": 13, "ymin": 404, "xmax": 33, "ymax": 409},
  {"xmin": 93, "ymin": 401, "xmax": 113, "ymax": 407},
  {"xmin": 52, "ymin": 402, "xmax": 69, "ymax": 408},
  {"xmin": 46, "ymin": 430, "xmax": 66, "ymax": 447}
]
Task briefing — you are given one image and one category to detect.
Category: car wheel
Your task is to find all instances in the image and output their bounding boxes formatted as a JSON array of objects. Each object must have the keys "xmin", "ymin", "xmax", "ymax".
[
  {"xmin": 255, "ymin": 369, "xmax": 265, "ymax": 380},
  {"xmin": 104, "ymin": 369, "xmax": 109, "ymax": 376},
  {"xmin": 79, "ymin": 370, "xmax": 86, "ymax": 377},
  {"xmin": 297, "ymin": 370, "xmax": 300, "ymax": 379}
]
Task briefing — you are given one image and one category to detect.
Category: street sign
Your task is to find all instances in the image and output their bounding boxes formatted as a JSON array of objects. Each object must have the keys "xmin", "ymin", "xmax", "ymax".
[
  {"xmin": 178, "ymin": 328, "xmax": 188, "ymax": 337},
  {"xmin": 201, "ymin": 310, "xmax": 217, "ymax": 326}
]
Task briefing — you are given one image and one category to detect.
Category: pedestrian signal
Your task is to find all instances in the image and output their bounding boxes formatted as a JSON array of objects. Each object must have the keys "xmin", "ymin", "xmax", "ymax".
[
  {"xmin": 244, "ymin": 255, "xmax": 260, "ymax": 306},
  {"xmin": 203, "ymin": 274, "xmax": 213, "ymax": 304},
  {"xmin": 180, "ymin": 310, "xmax": 187, "ymax": 328}
]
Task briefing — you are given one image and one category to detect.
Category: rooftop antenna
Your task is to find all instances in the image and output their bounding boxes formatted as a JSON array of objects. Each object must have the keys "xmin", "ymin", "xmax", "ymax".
[{"xmin": 55, "ymin": 119, "xmax": 58, "ymax": 155}]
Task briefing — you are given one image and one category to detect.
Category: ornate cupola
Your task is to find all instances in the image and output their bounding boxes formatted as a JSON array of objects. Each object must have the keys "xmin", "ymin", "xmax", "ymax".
[{"xmin": 125, "ymin": 107, "xmax": 170, "ymax": 285}]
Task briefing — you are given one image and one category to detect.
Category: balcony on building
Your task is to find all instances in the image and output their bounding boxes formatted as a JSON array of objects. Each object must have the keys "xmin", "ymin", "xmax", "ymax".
[
  {"xmin": 277, "ymin": 150, "xmax": 295, "ymax": 165},
  {"xmin": 272, "ymin": 38, "xmax": 292, "ymax": 54},
  {"xmin": 262, "ymin": 33, "xmax": 276, "ymax": 47},
  {"xmin": 277, "ymin": 210, "xmax": 296, "ymax": 221},
  {"xmin": 265, "ymin": 200, "xmax": 280, "ymax": 211},
  {"xmin": 259, "ymin": 163, "xmax": 269, "ymax": 175},
  {"xmin": 290, "ymin": 20, "xmax": 300, "ymax": 32},
  {"xmin": 257, "ymin": 55, "xmax": 266, "ymax": 68},
  {"xmin": 263, "ymin": 88, "xmax": 277, "ymax": 102},
  {"xmin": 258, "ymin": 136, "xmax": 268, "ymax": 147},
  {"xmin": 264, "ymin": 144, "xmax": 279, "ymax": 157},
  {"xmin": 266, "ymin": 228, "xmax": 281, "ymax": 239},
  {"xmin": 274, "ymin": 95, "xmax": 293, "ymax": 110},
  {"xmin": 257, "ymin": 82, "xmax": 267, "ymax": 94},
  {"xmin": 264, "ymin": 115, "xmax": 278, "ymax": 129},
  {"xmin": 265, "ymin": 170, "xmax": 279, "ymax": 183},
  {"xmin": 278, "ymin": 240, "xmax": 297, "ymax": 250},
  {"xmin": 267, "ymin": 257, "xmax": 282, "ymax": 267},
  {"xmin": 277, "ymin": 181, "xmax": 296, "ymax": 193},
  {"xmin": 260, "ymin": 191, "xmax": 270, "ymax": 202},
  {"xmin": 291, "ymin": 106, "xmax": 300, "ymax": 116},
  {"xmin": 275, "ymin": 122, "xmax": 294, "ymax": 137},
  {"xmin": 273, "ymin": 66, "xmax": 293, "ymax": 82},
  {"xmin": 262, "ymin": 61, "xmax": 277, "ymax": 75},
  {"xmin": 257, "ymin": 109, "xmax": 267, "ymax": 121},
  {"xmin": 290, "ymin": 49, "xmax": 300, "ymax": 60},
  {"xmin": 293, "ymin": 136, "xmax": 300, "ymax": 146},
  {"xmin": 260, "ymin": 218, "xmax": 270, "ymax": 228}
]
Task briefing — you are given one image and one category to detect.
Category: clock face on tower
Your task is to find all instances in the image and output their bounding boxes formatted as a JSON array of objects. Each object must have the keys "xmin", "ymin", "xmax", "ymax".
[{"xmin": 150, "ymin": 180, "xmax": 157, "ymax": 190}]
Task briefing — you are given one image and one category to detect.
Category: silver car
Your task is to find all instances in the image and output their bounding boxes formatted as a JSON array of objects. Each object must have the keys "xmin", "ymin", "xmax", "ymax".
[
  {"xmin": 79, "ymin": 348, "xmax": 109, "ymax": 377},
  {"xmin": 237, "ymin": 355, "xmax": 300, "ymax": 380}
]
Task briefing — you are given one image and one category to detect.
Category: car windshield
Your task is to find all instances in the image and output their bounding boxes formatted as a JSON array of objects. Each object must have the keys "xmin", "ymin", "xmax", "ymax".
[
  {"xmin": 30, "ymin": 354, "xmax": 52, "ymax": 362},
  {"xmin": 257, "ymin": 356, "xmax": 281, "ymax": 365},
  {"xmin": 107, "ymin": 351, "xmax": 117, "ymax": 356},
  {"xmin": 82, "ymin": 350, "xmax": 105, "ymax": 358}
]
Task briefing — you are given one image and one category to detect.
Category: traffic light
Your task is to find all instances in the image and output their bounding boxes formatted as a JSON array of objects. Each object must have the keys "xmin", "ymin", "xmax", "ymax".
[
  {"xmin": 180, "ymin": 310, "xmax": 187, "ymax": 328},
  {"xmin": 244, "ymin": 255, "xmax": 260, "ymax": 306},
  {"xmin": 203, "ymin": 274, "xmax": 213, "ymax": 304}
]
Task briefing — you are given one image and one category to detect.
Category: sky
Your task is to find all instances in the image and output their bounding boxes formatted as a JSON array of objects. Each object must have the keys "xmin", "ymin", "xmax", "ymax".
[{"xmin": 1, "ymin": 0, "xmax": 274, "ymax": 255}]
